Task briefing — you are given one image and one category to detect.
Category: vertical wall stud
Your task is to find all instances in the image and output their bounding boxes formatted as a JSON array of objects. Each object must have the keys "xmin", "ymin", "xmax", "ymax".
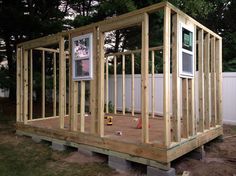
[{"xmin": 141, "ymin": 13, "xmax": 149, "ymax": 143}]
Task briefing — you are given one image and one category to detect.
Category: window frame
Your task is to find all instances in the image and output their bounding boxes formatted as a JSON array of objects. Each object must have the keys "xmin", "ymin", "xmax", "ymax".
[
  {"xmin": 179, "ymin": 22, "xmax": 195, "ymax": 78},
  {"xmin": 72, "ymin": 33, "xmax": 93, "ymax": 81}
]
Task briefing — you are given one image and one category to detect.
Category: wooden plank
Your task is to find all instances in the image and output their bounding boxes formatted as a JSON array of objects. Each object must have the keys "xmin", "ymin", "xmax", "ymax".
[
  {"xmin": 188, "ymin": 79, "xmax": 195, "ymax": 136},
  {"xmin": 204, "ymin": 33, "xmax": 210, "ymax": 129},
  {"xmin": 16, "ymin": 47, "xmax": 22, "ymax": 122},
  {"xmin": 65, "ymin": 59, "xmax": 67, "ymax": 115},
  {"xmin": 68, "ymin": 33, "xmax": 78, "ymax": 131},
  {"xmin": 59, "ymin": 37, "xmax": 65, "ymax": 129},
  {"xmin": 20, "ymin": 48, "xmax": 24, "ymax": 122},
  {"xmin": 53, "ymin": 52, "xmax": 57, "ymax": 117},
  {"xmin": 80, "ymin": 81, "xmax": 85, "ymax": 132},
  {"xmin": 163, "ymin": 6, "xmax": 171, "ymax": 146},
  {"xmin": 29, "ymin": 49, "xmax": 33, "ymax": 120},
  {"xmin": 90, "ymin": 27, "xmax": 98, "ymax": 134},
  {"xmin": 105, "ymin": 46, "xmax": 163, "ymax": 57},
  {"xmin": 100, "ymin": 14, "xmax": 143, "ymax": 33},
  {"xmin": 23, "ymin": 49, "xmax": 29, "ymax": 124},
  {"xmin": 131, "ymin": 53, "xmax": 135, "ymax": 116},
  {"xmin": 106, "ymin": 57, "xmax": 109, "ymax": 113},
  {"xmin": 171, "ymin": 14, "xmax": 181, "ymax": 142},
  {"xmin": 97, "ymin": 31, "xmax": 105, "ymax": 137},
  {"xmin": 42, "ymin": 50, "xmax": 45, "ymax": 118},
  {"xmin": 70, "ymin": 81, "xmax": 78, "ymax": 131},
  {"xmin": 141, "ymin": 13, "xmax": 149, "ymax": 143},
  {"xmin": 198, "ymin": 29, "xmax": 204, "ymax": 132},
  {"xmin": 19, "ymin": 35, "xmax": 61, "ymax": 50},
  {"xmin": 215, "ymin": 38, "xmax": 223, "ymax": 125},
  {"xmin": 210, "ymin": 37, "xmax": 217, "ymax": 127},
  {"xmin": 151, "ymin": 50, "xmax": 155, "ymax": 118},
  {"xmin": 35, "ymin": 47, "xmax": 59, "ymax": 53},
  {"xmin": 16, "ymin": 123, "xmax": 169, "ymax": 164},
  {"xmin": 167, "ymin": 126, "xmax": 223, "ymax": 162},
  {"xmin": 182, "ymin": 79, "xmax": 189, "ymax": 138},
  {"xmin": 114, "ymin": 56, "xmax": 117, "ymax": 114},
  {"xmin": 122, "ymin": 54, "xmax": 126, "ymax": 115}
]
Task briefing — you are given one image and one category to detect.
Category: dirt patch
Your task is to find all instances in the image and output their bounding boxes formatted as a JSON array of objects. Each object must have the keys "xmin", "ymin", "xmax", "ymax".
[
  {"xmin": 63, "ymin": 152, "xmax": 106, "ymax": 164},
  {"xmin": 174, "ymin": 124, "xmax": 236, "ymax": 176}
]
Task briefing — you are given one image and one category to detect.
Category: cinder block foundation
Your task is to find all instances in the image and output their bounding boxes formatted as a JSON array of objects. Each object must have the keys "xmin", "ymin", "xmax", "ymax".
[
  {"xmin": 108, "ymin": 155, "xmax": 132, "ymax": 172},
  {"xmin": 147, "ymin": 166, "xmax": 176, "ymax": 176},
  {"xmin": 51, "ymin": 142, "xmax": 66, "ymax": 151},
  {"xmin": 32, "ymin": 136, "xmax": 42, "ymax": 143},
  {"xmin": 188, "ymin": 145, "xmax": 205, "ymax": 160},
  {"xmin": 78, "ymin": 146, "xmax": 94, "ymax": 156}
]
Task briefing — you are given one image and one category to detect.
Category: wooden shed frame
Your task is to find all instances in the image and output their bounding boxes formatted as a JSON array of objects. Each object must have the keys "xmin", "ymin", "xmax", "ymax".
[{"xmin": 16, "ymin": 2, "xmax": 223, "ymax": 171}]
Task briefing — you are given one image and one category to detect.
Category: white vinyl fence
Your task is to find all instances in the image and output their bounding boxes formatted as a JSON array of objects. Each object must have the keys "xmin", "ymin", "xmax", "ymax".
[{"xmin": 108, "ymin": 72, "xmax": 236, "ymax": 125}]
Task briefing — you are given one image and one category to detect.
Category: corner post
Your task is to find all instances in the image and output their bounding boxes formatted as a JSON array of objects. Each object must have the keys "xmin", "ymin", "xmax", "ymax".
[
  {"xmin": 216, "ymin": 38, "xmax": 222, "ymax": 125},
  {"xmin": 97, "ymin": 30, "xmax": 105, "ymax": 137},
  {"xmin": 23, "ymin": 49, "xmax": 29, "ymax": 124},
  {"xmin": 16, "ymin": 47, "xmax": 22, "ymax": 122},
  {"xmin": 91, "ymin": 27, "xmax": 99, "ymax": 134},
  {"xmin": 163, "ymin": 5, "xmax": 171, "ymax": 147}
]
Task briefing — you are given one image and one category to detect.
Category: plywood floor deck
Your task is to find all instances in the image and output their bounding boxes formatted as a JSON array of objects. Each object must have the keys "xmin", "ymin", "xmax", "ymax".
[{"xmin": 28, "ymin": 114, "xmax": 165, "ymax": 144}]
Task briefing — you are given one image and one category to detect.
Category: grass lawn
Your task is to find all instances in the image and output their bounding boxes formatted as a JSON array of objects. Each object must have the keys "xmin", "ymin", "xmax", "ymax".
[{"xmin": 0, "ymin": 123, "xmax": 117, "ymax": 176}]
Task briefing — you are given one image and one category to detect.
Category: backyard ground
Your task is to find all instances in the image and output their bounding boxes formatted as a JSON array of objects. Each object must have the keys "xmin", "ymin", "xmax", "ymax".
[{"xmin": 0, "ymin": 98, "xmax": 236, "ymax": 176}]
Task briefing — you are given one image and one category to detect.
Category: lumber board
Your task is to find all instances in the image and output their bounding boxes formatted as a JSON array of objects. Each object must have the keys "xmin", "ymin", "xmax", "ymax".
[
  {"xmin": 16, "ymin": 47, "xmax": 22, "ymax": 122},
  {"xmin": 188, "ymin": 79, "xmax": 195, "ymax": 136},
  {"xmin": 141, "ymin": 13, "xmax": 149, "ymax": 143},
  {"xmin": 131, "ymin": 53, "xmax": 135, "ymax": 116},
  {"xmin": 198, "ymin": 29, "xmax": 204, "ymax": 132},
  {"xmin": 42, "ymin": 50, "xmax": 45, "ymax": 118},
  {"xmin": 106, "ymin": 58, "xmax": 109, "ymax": 113},
  {"xmin": 167, "ymin": 126, "xmax": 223, "ymax": 162},
  {"xmin": 53, "ymin": 52, "xmax": 57, "ymax": 117},
  {"xmin": 29, "ymin": 49, "xmax": 33, "ymax": 120},
  {"xmin": 97, "ymin": 31, "xmax": 105, "ymax": 137},
  {"xmin": 23, "ymin": 49, "xmax": 29, "ymax": 124},
  {"xmin": 163, "ymin": 6, "xmax": 171, "ymax": 147},
  {"xmin": 105, "ymin": 46, "xmax": 163, "ymax": 57},
  {"xmin": 122, "ymin": 54, "xmax": 126, "ymax": 115},
  {"xmin": 204, "ymin": 33, "xmax": 210, "ymax": 129},
  {"xmin": 171, "ymin": 14, "xmax": 181, "ymax": 142},
  {"xmin": 21, "ymin": 35, "xmax": 61, "ymax": 50},
  {"xmin": 90, "ymin": 27, "xmax": 98, "ymax": 134},
  {"xmin": 80, "ymin": 81, "xmax": 85, "ymax": 132},
  {"xmin": 114, "ymin": 56, "xmax": 117, "ymax": 114},
  {"xmin": 215, "ymin": 39, "xmax": 223, "ymax": 125},
  {"xmin": 182, "ymin": 79, "xmax": 189, "ymax": 138},
  {"xmin": 59, "ymin": 37, "xmax": 65, "ymax": 129},
  {"xmin": 35, "ymin": 47, "xmax": 59, "ymax": 53},
  {"xmin": 210, "ymin": 37, "xmax": 217, "ymax": 127},
  {"xmin": 151, "ymin": 50, "xmax": 155, "ymax": 118},
  {"xmin": 68, "ymin": 33, "xmax": 78, "ymax": 131}
]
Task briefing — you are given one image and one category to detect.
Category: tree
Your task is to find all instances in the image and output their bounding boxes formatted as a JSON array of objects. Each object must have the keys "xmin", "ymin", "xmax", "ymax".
[{"xmin": 0, "ymin": 0, "xmax": 68, "ymax": 100}]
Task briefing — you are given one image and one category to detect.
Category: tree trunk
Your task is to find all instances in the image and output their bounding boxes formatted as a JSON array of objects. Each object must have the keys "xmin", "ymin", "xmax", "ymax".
[{"xmin": 4, "ymin": 35, "xmax": 16, "ymax": 101}]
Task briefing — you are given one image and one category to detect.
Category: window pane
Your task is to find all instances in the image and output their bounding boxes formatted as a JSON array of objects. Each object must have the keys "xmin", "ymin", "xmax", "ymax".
[
  {"xmin": 75, "ymin": 59, "xmax": 90, "ymax": 77},
  {"xmin": 182, "ymin": 52, "xmax": 193, "ymax": 74},
  {"xmin": 74, "ymin": 38, "xmax": 90, "ymax": 59},
  {"xmin": 182, "ymin": 28, "xmax": 193, "ymax": 51}
]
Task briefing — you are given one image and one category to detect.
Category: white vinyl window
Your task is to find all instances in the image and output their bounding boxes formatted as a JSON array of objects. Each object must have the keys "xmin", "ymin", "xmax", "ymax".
[
  {"xmin": 72, "ymin": 33, "xmax": 93, "ymax": 80},
  {"xmin": 179, "ymin": 23, "xmax": 195, "ymax": 78}
]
